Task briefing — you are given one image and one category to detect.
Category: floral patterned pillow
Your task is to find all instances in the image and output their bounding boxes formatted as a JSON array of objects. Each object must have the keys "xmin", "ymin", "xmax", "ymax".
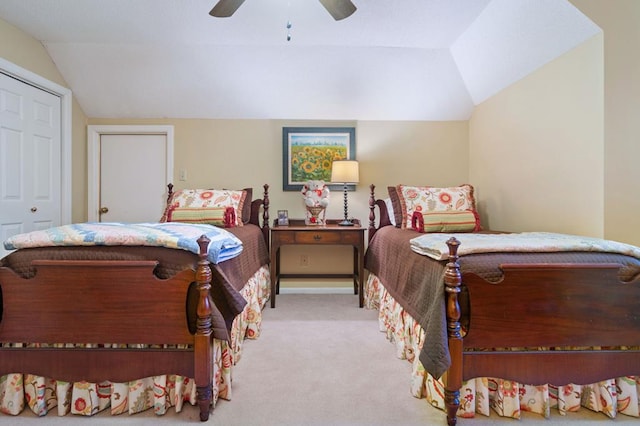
[
  {"xmin": 161, "ymin": 189, "xmax": 246, "ymax": 227},
  {"xmin": 395, "ymin": 184, "xmax": 478, "ymax": 229}
]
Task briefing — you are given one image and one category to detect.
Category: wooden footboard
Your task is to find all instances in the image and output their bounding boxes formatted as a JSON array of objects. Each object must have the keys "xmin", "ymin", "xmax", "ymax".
[
  {"xmin": 0, "ymin": 236, "xmax": 214, "ymax": 421},
  {"xmin": 443, "ymin": 237, "xmax": 640, "ymax": 426}
]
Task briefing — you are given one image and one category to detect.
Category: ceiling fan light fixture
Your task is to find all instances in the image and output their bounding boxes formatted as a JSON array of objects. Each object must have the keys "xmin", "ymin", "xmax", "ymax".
[
  {"xmin": 318, "ymin": 0, "xmax": 357, "ymax": 21},
  {"xmin": 209, "ymin": 0, "xmax": 246, "ymax": 18},
  {"xmin": 209, "ymin": 0, "xmax": 356, "ymax": 21}
]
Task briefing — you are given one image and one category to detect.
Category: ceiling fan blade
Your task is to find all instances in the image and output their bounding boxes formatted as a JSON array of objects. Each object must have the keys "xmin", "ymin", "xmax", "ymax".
[
  {"xmin": 318, "ymin": 0, "xmax": 357, "ymax": 21},
  {"xmin": 209, "ymin": 0, "xmax": 246, "ymax": 18}
]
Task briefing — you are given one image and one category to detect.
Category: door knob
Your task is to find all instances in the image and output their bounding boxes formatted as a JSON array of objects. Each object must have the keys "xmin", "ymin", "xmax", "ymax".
[
  {"xmin": 99, "ymin": 207, "xmax": 109, "ymax": 214},
  {"xmin": 30, "ymin": 207, "xmax": 37, "ymax": 212}
]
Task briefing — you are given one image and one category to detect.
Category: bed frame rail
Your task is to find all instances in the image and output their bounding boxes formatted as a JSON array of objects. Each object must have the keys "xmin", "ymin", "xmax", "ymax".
[
  {"xmin": 0, "ymin": 348, "xmax": 196, "ymax": 383},
  {"xmin": 463, "ymin": 350, "xmax": 640, "ymax": 386}
]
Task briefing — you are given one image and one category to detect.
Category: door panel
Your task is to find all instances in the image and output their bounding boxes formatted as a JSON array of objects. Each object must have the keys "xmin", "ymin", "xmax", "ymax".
[
  {"xmin": 98, "ymin": 133, "xmax": 169, "ymax": 223},
  {"xmin": 0, "ymin": 72, "xmax": 61, "ymax": 258}
]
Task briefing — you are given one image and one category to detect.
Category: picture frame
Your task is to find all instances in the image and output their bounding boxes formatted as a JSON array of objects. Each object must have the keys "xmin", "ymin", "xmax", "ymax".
[
  {"xmin": 277, "ymin": 209, "xmax": 289, "ymax": 226},
  {"xmin": 282, "ymin": 127, "xmax": 356, "ymax": 191}
]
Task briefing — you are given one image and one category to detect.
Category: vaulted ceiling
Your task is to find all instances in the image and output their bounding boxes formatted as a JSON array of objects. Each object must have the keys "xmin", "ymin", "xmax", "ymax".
[{"xmin": 0, "ymin": 0, "xmax": 600, "ymax": 120}]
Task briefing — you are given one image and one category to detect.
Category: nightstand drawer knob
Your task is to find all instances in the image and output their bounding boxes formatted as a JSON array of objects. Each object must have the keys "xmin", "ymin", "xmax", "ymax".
[{"xmin": 313, "ymin": 235, "xmax": 321, "ymax": 241}]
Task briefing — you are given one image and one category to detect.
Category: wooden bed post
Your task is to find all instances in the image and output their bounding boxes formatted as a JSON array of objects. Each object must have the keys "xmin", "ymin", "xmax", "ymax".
[
  {"xmin": 368, "ymin": 184, "xmax": 392, "ymax": 243},
  {"xmin": 444, "ymin": 237, "xmax": 462, "ymax": 426},
  {"xmin": 194, "ymin": 235, "xmax": 213, "ymax": 421},
  {"xmin": 262, "ymin": 183, "xmax": 270, "ymax": 248},
  {"xmin": 369, "ymin": 184, "xmax": 377, "ymax": 241}
]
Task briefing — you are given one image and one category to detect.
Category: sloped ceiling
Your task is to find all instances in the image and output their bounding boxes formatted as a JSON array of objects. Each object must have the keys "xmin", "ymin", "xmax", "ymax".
[{"xmin": 0, "ymin": 0, "xmax": 600, "ymax": 120}]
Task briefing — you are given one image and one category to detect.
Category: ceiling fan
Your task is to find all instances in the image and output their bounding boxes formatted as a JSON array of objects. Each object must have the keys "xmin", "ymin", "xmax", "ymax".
[{"xmin": 209, "ymin": 0, "xmax": 357, "ymax": 21}]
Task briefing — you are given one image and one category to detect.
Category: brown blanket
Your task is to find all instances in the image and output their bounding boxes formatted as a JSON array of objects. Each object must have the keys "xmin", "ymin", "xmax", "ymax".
[
  {"xmin": 0, "ymin": 223, "xmax": 269, "ymax": 342},
  {"xmin": 212, "ymin": 224, "xmax": 270, "ymax": 334},
  {"xmin": 365, "ymin": 226, "xmax": 640, "ymax": 379},
  {"xmin": 365, "ymin": 226, "xmax": 451, "ymax": 378}
]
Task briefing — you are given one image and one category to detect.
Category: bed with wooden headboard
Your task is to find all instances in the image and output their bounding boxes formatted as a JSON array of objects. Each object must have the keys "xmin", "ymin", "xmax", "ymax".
[
  {"xmin": 0, "ymin": 184, "xmax": 271, "ymax": 421},
  {"xmin": 365, "ymin": 183, "xmax": 640, "ymax": 425}
]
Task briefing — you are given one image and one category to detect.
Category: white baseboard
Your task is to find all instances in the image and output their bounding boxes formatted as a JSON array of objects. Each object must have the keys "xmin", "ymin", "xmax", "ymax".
[{"xmin": 279, "ymin": 287, "xmax": 354, "ymax": 294}]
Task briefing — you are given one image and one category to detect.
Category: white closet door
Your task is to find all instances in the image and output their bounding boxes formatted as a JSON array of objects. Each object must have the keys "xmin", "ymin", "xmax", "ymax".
[{"xmin": 0, "ymin": 72, "xmax": 61, "ymax": 258}]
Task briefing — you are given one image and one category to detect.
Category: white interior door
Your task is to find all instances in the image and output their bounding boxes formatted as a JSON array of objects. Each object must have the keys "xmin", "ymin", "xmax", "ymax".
[
  {"xmin": 88, "ymin": 125, "xmax": 174, "ymax": 223},
  {"xmin": 0, "ymin": 72, "xmax": 61, "ymax": 258},
  {"xmin": 99, "ymin": 134, "xmax": 167, "ymax": 222}
]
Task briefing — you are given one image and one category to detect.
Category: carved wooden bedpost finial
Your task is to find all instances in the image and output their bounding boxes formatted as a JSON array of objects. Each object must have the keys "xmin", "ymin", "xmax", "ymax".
[
  {"xmin": 444, "ymin": 236, "xmax": 462, "ymax": 426},
  {"xmin": 195, "ymin": 235, "xmax": 213, "ymax": 421},
  {"xmin": 167, "ymin": 183, "xmax": 174, "ymax": 203}
]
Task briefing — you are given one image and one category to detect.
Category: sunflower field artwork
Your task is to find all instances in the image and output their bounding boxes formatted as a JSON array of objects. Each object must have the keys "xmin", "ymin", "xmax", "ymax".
[{"xmin": 282, "ymin": 127, "xmax": 356, "ymax": 191}]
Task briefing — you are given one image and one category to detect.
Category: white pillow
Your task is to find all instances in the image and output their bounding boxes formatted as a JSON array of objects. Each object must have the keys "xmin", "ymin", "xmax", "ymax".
[{"xmin": 384, "ymin": 198, "xmax": 396, "ymax": 227}]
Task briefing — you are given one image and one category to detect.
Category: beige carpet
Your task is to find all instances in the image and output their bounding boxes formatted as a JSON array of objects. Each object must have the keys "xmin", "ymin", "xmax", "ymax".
[{"xmin": 8, "ymin": 293, "xmax": 635, "ymax": 425}]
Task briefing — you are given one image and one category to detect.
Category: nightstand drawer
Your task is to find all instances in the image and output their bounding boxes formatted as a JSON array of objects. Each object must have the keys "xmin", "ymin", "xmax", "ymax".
[
  {"xmin": 337, "ymin": 232, "xmax": 361, "ymax": 244},
  {"xmin": 274, "ymin": 231, "xmax": 296, "ymax": 244},
  {"xmin": 294, "ymin": 231, "xmax": 342, "ymax": 244}
]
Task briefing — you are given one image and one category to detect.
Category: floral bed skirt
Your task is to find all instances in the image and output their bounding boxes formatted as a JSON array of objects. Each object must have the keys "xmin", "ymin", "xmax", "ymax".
[
  {"xmin": 365, "ymin": 273, "xmax": 640, "ymax": 419},
  {"xmin": 0, "ymin": 265, "xmax": 270, "ymax": 418}
]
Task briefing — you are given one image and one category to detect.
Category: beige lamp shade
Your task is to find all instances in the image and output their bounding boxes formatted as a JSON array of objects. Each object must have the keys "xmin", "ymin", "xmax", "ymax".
[
  {"xmin": 331, "ymin": 160, "xmax": 359, "ymax": 226},
  {"xmin": 330, "ymin": 160, "xmax": 359, "ymax": 183}
]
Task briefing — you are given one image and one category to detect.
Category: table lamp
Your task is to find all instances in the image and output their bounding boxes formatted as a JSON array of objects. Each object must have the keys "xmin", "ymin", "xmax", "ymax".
[{"xmin": 330, "ymin": 160, "xmax": 359, "ymax": 226}]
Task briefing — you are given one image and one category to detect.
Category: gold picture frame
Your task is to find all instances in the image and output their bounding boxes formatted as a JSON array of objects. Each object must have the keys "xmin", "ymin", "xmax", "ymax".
[{"xmin": 282, "ymin": 127, "xmax": 356, "ymax": 191}]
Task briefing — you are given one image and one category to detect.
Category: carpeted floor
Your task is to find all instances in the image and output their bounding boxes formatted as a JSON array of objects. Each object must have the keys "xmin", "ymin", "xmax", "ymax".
[{"xmin": 8, "ymin": 293, "xmax": 636, "ymax": 425}]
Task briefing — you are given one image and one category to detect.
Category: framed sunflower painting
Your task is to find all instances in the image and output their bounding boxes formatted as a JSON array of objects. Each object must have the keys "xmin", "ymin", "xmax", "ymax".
[{"xmin": 282, "ymin": 127, "xmax": 356, "ymax": 191}]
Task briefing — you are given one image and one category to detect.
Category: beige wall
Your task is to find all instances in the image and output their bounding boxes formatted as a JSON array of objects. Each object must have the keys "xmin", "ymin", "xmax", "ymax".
[
  {"xmin": 0, "ymin": 18, "xmax": 66, "ymax": 88},
  {"xmin": 0, "ymin": 17, "xmax": 89, "ymax": 223},
  {"xmin": 469, "ymin": 34, "xmax": 604, "ymax": 236},
  {"xmin": 570, "ymin": 0, "xmax": 640, "ymax": 245},
  {"xmin": 468, "ymin": 1, "xmax": 640, "ymax": 247}
]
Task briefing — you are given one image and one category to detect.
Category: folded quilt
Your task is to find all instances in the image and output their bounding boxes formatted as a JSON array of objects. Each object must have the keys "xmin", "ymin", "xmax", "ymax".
[
  {"xmin": 3, "ymin": 222, "xmax": 243, "ymax": 264},
  {"xmin": 410, "ymin": 231, "xmax": 640, "ymax": 261}
]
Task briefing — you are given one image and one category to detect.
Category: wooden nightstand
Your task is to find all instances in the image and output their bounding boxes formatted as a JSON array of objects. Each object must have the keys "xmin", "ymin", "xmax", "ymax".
[{"xmin": 270, "ymin": 219, "xmax": 366, "ymax": 308}]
